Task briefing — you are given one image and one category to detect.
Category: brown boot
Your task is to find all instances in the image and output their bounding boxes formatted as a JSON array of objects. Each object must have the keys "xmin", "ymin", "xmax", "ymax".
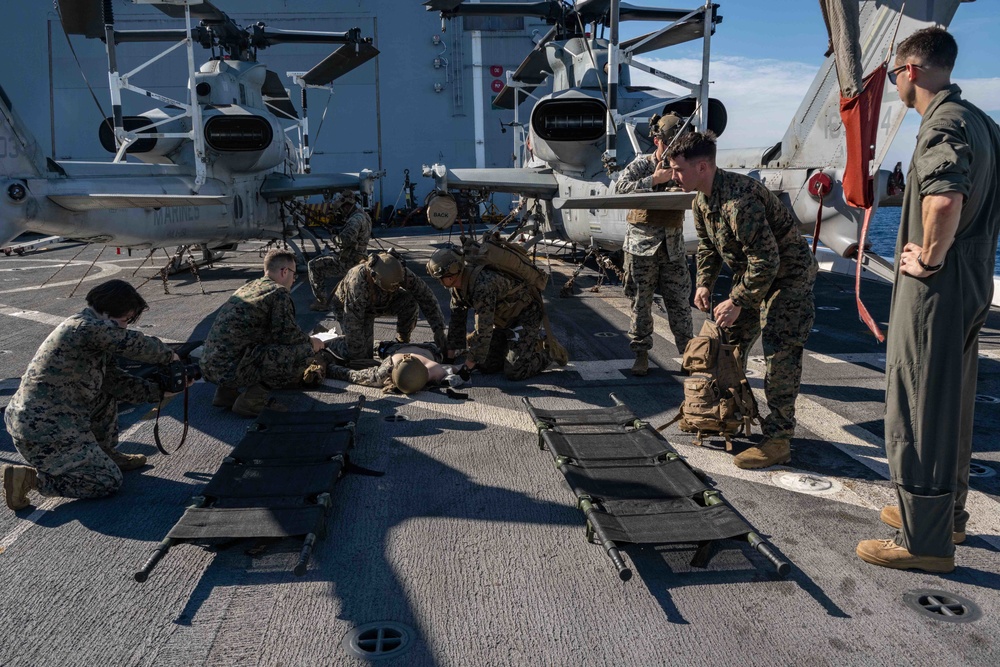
[
  {"xmin": 3, "ymin": 464, "xmax": 38, "ymax": 510},
  {"xmin": 856, "ymin": 538, "xmax": 955, "ymax": 573},
  {"xmin": 733, "ymin": 438, "xmax": 791, "ymax": 469},
  {"xmin": 231, "ymin": 384, "xmax": 286, "ymax": 418},
  {"xmin": 631, "ymin": 351, "xmax": 649, "ymax": 377},
  {"xmin": 107, "ymin": 451, "xmax": 147, "ymax": 472},
  {"xmin": 880, "ymin": 506, "xmax": 966, "ymax": 544},
  {"xmin": 212, "ymin": 385, "xmax": 240, "ymax": 409}
]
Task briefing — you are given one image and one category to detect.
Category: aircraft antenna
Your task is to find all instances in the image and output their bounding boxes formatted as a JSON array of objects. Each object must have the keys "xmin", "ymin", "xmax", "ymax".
[{"xmin": 100, "ymin": 0, "xmax": 126, "ymax": 156}]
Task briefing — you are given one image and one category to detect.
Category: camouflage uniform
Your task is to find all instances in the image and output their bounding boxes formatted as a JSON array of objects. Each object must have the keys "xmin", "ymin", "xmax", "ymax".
[
  {"xmin": 332, "ymin": 264, "xmax": 447, "ymax": 361},
  {"xmin": 615, "ymin": 153, "xmax": 693, "ymax": 354},
  {"xmin": 448, "ymin": 266, "xmax": 550, "ymax": 380},
  {"xmin": 307, "ymin": 206, "xmax": 373, "ymax": 302},
  {"xmin": 693, "ymin": 168, "xmax": 818, "ymax": 439},
  {"xmin": 200, "ymin": 276, "xmax": 314, "ymax": 389},
  {"xmin": 3, "ymin": 308, "xmax": 173, "ymax": 499}
]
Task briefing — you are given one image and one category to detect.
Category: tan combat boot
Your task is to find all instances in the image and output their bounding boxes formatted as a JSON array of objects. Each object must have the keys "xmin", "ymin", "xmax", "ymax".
[
  {"xmin": 232, "ymin": 384, "xmax": 286, "ymax": 418},
  {"xmin": 856, "ymin": 538, "xmax": 955, "ymax": 573},
  {"xmin": 3, "ymin": 464, "xmax": 38, "ymax": 511},
  {"xmin": 631, "ymin": 351, "xmax": 649, "ymax": 377},
  {"xmin": 107, "ymin": 450, "xmax": 147, "ymax": 471},
  {"xmin": 212, "ymin": 385, "xmax": 240, "ymax": 409},
  {"xmin": 733, "ymin": 437, "xmax": 791, "ymax": 469},
  {"xmin": 880, "ymin": 505, "xmax": 966, "ymax": 544}
]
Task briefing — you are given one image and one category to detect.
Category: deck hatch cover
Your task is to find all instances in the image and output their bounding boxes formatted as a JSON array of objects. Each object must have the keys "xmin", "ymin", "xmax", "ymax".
[
  {"xmin": 343, "ymin": 621, "xmax": 414, "ymax": 660},
  {"xmin": 903, "ymin": 589, "xmax": 982, "ymax": 624}
]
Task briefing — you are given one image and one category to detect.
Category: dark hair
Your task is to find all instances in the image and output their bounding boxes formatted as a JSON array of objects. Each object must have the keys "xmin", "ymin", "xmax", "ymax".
[
  {"xmin": 86, "ymin": 279, "xmax": 148, "ymax": 323},
  {"xmin": 263, "ymin": 248, "xmax": 296, "ymax": 272},
  {"xmin": 665, "ymin": 130, "xmax": 717, "ymax": 162},
  {"xmin": 896, "ymin": 26, "xmax": 957, "ymax": 71}
]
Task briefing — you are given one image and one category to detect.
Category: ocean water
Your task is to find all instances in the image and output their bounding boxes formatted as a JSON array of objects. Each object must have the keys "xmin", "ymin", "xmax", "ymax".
[{"xmin": 866, "ymin": 206, "xmax": 1000, "ymax": 276}]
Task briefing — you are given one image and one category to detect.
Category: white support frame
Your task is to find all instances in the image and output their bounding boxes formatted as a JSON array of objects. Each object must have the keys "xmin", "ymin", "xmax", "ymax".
[{"xmin": 106, "ymin": 3, "xmax": 207, "ymax": 190}]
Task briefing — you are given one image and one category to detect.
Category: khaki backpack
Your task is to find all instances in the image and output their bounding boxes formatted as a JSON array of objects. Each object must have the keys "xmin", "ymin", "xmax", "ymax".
[
  {"xmin": 660, "ymin": 320, "xmax": 759, "ymax": 449},
  {"xmin": 461, "ymin": 234, "xmax": 568, "ymax": 366}
]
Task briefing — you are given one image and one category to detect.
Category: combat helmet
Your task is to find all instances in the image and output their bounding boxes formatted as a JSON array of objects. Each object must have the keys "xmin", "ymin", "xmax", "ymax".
[
  {"xmin": 369, "ymin": 253, "xmax": 404, "ymax": 292},
  {"xmin": 392, "ymin": 354, "xmax": 429, "ymax": 394},
  {"xmin": 426, "ymin": 247, "xmax": 464, "ymax": 279},
  {"xmin": 648, "ymin": 111, "xmax": 684, "ymax": 142},
  {"xmin": 331, "ymin": 190, "xmax": 357, "ymax": 210}
]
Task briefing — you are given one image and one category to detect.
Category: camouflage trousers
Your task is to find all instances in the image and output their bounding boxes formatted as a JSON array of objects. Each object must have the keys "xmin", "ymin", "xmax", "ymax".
[
  {"xmin": 213, "ymin": 343, "xmax": 313, "ymax": 390},
  {"xmin": 7, "ymin": 396, "xmax": 124, "ymax": 499},
  {"xmin": 727, "ymin": 281, "xmax": 815, "ymax": 439},
  {"xmin": 332, "ymin": 293, "xmax": 420, "ymax": 361},
  {"xmin": 480, "ymin": 299, "xmax": 551, "ymax": 380},
  {"xmin": 624, "ymin": 234, "xmax": 693, "ymax": 354},
  {"xmin": 307, "ymin": 254, "xmax": 354, "ymax": 302}
]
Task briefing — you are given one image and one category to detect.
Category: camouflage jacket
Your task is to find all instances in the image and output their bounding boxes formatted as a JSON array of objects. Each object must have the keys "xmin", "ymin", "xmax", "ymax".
[
  {"xmin": 448, "ymin": 266, "xmax": 533, "ymax": 363},
  {"xmin": 4, "ymin": 307, "xmax": 173, "ymax": 440},
  {"xmin": 337, "ymin": 207, "xmax": 373, "ymax": 265},
  {"xmin": 615, "ymin": 152, "xmax": 683, "ymax": 255},
  {"xmin": 336, "ymin": 264, "xmax": 445, "ymax": 327},
  {"xmin": 693, "ymin": 169, "xmax": 816, "ymax": 310},
  {"xmin": 200, "ymin": 276, "xmax": 313, "ymax": 383}
]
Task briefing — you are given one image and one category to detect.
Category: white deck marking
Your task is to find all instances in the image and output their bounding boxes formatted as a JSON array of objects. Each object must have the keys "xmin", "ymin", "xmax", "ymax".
[
  {"xmin": 0, "ymin": 302, "xmax": 180, "ymax": 343},
  {"xmin": 0, "ymin": 421, "xmax": 146, "ymax": 554},
  {"xmin": 555, "ymin": 359, "xmax": 649, "ymax": 380}
]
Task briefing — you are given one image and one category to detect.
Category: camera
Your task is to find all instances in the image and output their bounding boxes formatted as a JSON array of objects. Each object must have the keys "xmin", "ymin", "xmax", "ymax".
[{"xmin": 153, "ymin": 360, "xmax": 201, "ymax": 394}]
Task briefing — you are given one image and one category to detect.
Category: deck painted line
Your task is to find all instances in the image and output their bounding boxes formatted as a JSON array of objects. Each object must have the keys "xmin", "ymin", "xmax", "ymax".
[
  {"xmin": 0, "ymin": 421, "xmax": 146, "ymax": 554},
  {"xmin": 0, "ymin": 303, "xmax": 180, "ymax": 344}
]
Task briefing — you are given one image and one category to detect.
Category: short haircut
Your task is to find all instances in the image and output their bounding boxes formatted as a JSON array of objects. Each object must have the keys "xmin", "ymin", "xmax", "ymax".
[
  {"xmin": 665, "ymin": 130, "xmax": 717, "ymax": 162},
  {"xmin": 264, "ymin": 248, "xmax": 296, "ymax": 272},
  {"xmin": 896, "ymin": 26, "xmax": 957, "ymax": 71},
  {"xmin": 86, "ymin": 279, "xmax": 148, "ymax": 321}
]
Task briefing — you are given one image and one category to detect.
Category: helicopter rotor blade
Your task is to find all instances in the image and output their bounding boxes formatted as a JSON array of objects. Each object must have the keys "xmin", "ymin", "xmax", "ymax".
[
  {"xmin": 301, "ymin": 42, "xmax": 380, "ymax": 86},
  {"xmin": 424, "ymin": 1, "xmax": 565, "ymax": 21},
  {"xmin": 620, "ymin": 6, "xmax": 719, "ymax": 55},
  {"xmin": 150, "ymin": 1, "xmax": 229, "ymax": 23},
  {"xmin": 492, "ymin": 25, "xmax": 556, "ymax": 109},
  {"xmin": 262, "ymin": 70, "xmax": 299, "ymax": 120}
]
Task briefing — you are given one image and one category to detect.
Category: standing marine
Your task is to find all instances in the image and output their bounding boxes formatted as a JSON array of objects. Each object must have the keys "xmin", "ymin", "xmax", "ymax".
[
  {"xmin": 426, "ymin": 247, "xmax": 555, "ymax": 380},
  {"xmin": 307, "ymin": 190, "xmax": 372, "ymax": 311},
  {"xmin": 614, "ymin": 111, "xmax": 694, "ymax": 376},
  {"xmin": 667, "ymin": 131, "xmax": 817, "ymax": 470},
  {"xmin": 856, "ymin": 27, "xmax": 1000, "ymax": 573},
  {"xmin": 200, "ymin": 249, "xmax": 325, "ymax": 418},
  {"xmin": 3, "ymin": 280, "xmax": 178, "ymax": 509},
  {"xmin": 330, "ymin": 253, "xmax": 448, "ymax": 362}
]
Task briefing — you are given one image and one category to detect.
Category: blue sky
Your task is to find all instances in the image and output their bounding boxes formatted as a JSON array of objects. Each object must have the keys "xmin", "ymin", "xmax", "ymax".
[{"xmin": 619, "ymin": 0, "xmax": 999, "ymax": 168}]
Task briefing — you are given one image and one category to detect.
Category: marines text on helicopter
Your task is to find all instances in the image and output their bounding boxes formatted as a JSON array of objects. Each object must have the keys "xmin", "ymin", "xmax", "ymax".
[{"xmin": 0, "ymin": 0, "xmax": 380, "ymax": 269}]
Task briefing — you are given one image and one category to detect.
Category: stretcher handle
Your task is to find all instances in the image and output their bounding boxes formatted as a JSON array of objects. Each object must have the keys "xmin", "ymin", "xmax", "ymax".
[
  {"xmin": 134, "ymin": 537, "xmax": 172, "ymax": 583},
  {"xmin": 748, "ymin": 532, "xmax": 791, "ymax": 576},
  {"xmin": 294, "ymin": 533, "xmax": 318, "ymax": 577},
  {"xmin": 579, "ymin": 497, "xmax": 632, "ymax": 581}
]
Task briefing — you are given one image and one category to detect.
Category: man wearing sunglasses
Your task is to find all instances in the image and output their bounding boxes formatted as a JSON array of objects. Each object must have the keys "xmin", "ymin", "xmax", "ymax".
[
  {"xmin": 3, "ymin": 280, "xmax": 180, "ymax": 509},
  {"xmin": 857, "ymin": 28, "xmax": 1000, "ymax": 573}
]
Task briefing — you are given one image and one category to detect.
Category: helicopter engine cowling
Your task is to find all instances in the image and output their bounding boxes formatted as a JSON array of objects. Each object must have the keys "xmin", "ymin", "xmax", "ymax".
[
  {"xmin": 529, "ymin": 91, "xmax": 607, "ymax": 174},
  {"xmin": 98, "ymin": 110, "xmax": 187, "ymax": 160},
  {"xmin": 201, "ymin": 108, "xmax": 284, "ymax": 173}
]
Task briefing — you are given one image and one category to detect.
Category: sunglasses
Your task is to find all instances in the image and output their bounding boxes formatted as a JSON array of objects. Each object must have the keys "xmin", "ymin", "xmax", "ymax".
[{"xmin": 887, "ymin": 63, "xmax": 923, "ymax": 85}]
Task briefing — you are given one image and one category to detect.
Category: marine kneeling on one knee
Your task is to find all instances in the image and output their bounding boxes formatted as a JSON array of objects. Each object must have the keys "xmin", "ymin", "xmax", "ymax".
[
  {"xmin": 200, "ymin": 249, "xmax": 327, "ymax": 419},
  {"xmin": 3, "ymin": 279, "xmax": 191, "ymax": 511}
]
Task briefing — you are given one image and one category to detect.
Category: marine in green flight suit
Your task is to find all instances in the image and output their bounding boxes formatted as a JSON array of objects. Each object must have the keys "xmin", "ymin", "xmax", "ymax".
[{"xmin": 857, "ymin": 27, "xmax": 1000, "ymax": 573}]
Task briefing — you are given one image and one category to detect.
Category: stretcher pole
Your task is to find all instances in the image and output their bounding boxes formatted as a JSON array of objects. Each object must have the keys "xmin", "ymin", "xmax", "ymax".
[
  {"xmin": 578, "ymin": 495, "xmax": 632, "ymax": 581},
  {"xmin": 703, "ymin": 491, "xmax": 790, "ymax": 576}
]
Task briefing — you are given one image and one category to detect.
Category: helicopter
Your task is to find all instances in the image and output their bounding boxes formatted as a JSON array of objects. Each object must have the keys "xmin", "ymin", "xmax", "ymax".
[
  {"xmin": 420, "ymin": 0, "xmax": 968, "ymax": 288},
  {"xmin": 0, "ymin": 0, "xmax": 379, "ymax": 267}
]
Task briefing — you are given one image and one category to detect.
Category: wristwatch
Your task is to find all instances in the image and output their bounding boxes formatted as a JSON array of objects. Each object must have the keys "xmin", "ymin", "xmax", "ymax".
[{"xmin": 916, "ymin": 254, "xmax": 943, "ymax": 272}]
